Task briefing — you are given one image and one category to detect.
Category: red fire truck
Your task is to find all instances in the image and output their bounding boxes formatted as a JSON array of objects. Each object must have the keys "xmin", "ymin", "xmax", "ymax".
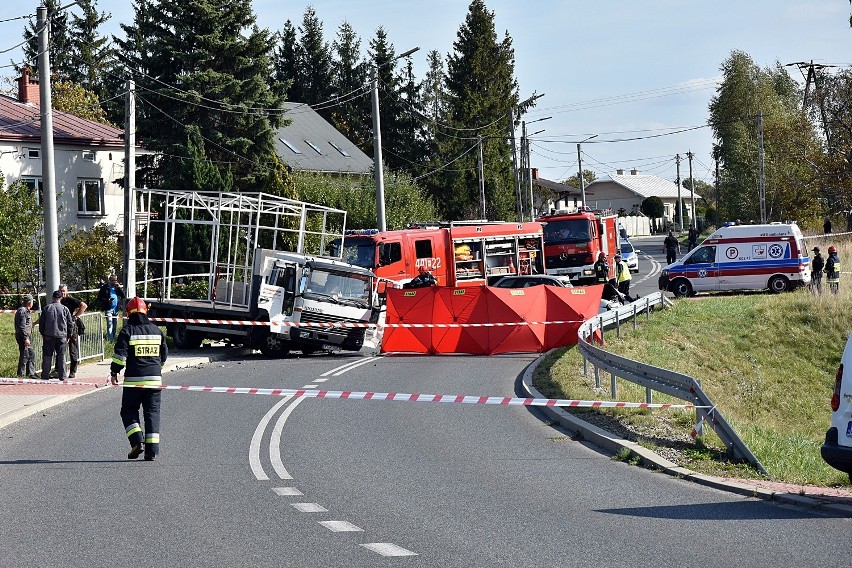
[
  {"xmin": 537, "ymin": 208, "xmax": 620, "ymax": 284},
  {"xmin": 328, "ymin": 221, "xmax": 546, "ymax": 288}
]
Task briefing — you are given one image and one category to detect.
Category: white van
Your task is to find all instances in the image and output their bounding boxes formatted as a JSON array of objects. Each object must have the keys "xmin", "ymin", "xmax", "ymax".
[
  {"xmin": 821, "ymin": 335, "xmax": 852, "ymax": 483},
  {"xmin": 658, "ymin": 223, "xmax": 811, "ymax": 297}
]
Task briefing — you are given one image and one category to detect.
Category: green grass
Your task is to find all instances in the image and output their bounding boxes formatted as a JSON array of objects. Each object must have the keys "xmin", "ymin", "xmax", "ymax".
[{"xmin": 534, "ymin": 241, "xmax": 852, "ymax": 487}]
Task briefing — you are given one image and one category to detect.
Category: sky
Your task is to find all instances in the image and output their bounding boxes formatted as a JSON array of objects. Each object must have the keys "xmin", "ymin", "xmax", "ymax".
[{"xmin": 0, "ymin": 0, "xmax": 850, "ymax": 186}]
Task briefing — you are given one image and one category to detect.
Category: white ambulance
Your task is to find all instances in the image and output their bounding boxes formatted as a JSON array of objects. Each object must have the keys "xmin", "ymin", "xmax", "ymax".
[{"xmin": 658, "ymin": 222, "xmax": 811, "ymax": 297}]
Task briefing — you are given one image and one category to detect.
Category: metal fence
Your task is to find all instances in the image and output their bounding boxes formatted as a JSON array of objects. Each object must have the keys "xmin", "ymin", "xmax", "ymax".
[
  {"xmin": 577, "ymin": 292, "xmax": 766, "ymax": 474},
  {"xmin": 31, "ymin": 311, "xmax": 106, "ymax": 371}
]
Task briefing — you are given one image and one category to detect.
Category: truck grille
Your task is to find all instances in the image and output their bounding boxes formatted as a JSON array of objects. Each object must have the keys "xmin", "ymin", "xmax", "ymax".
[
  {"xmin": 298, "ymin": 311, "xmax": 367, "ymax": 342},
  {"xmin": 546, "ymin": 253, "xmax": 591, "ymax": 269}
]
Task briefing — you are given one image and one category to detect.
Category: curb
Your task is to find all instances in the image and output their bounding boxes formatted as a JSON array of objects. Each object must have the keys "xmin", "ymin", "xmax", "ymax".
[
  {"xmin": 521, "ymin": 352, "xmax": 852, "ymax": 517},
  {"xmin": 0, "ymin": 348, "xmax": 251, "ymax": 430}
]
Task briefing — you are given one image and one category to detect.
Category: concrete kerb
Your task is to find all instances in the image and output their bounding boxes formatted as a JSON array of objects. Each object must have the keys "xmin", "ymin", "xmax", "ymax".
[
  {"xmin": 0, "ymin": 347, "xmax": 251, "ymax": 430},
  {"xmin": 521, "ymin": 351, "xmax": 852, "ymax": 517}
]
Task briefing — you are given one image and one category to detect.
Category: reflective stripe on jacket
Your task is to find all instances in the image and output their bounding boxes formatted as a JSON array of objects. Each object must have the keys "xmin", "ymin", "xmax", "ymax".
[
  {"xmin": 111, "ymin": 322, "xmax": 167, "ymax": 382},
  {"xmin": 617, "ymin": 261, "xmax": 632, "ymax": 283}
]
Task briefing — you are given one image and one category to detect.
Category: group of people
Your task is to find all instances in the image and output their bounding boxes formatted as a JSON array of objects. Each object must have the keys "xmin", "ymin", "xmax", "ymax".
[
  {"xmin": 810, "ymin": 245, "xmax": 841, "ymax": 294},
  {"xmin": 594, "ymin": 251, "xmax": 636, "ymax": 304},
  {"xmin": 14, "ymin": 281, "xmax": 166, "ymax": 462}
]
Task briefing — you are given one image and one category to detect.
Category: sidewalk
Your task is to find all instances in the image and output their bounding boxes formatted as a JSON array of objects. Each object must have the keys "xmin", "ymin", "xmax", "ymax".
[{"xmin": 0, "ymin": 345, "xmax": 250, "ymax": 429}]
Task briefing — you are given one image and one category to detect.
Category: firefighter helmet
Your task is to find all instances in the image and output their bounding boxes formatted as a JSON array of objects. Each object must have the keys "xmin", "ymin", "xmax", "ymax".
[
  {"xmin": 828, "ymin": 245, "xmax": 837, "ymax": 254},
  {"xmin": 126, "ymin": 297, "xmax": 148, "ymax": 315}
]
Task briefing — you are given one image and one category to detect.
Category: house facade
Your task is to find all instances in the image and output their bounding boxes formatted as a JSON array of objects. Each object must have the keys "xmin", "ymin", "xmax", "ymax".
[{"xmin": 0, "ymin": 69, "xmax": 126, "ymax": 234}]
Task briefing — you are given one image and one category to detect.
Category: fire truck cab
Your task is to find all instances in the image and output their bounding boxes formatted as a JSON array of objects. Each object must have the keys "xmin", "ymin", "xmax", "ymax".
[
  {"xmin": 329, "ymin": 222, "xmax": 546, "ymax": 288},
  {"xmin": 537, "ymin": 208, "xmax": 620, "ymax": 284}
]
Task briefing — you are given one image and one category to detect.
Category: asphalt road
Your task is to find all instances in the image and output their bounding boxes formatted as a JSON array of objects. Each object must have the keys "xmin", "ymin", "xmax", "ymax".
[{"xmin": 1, "ymin": 348, "xmax": 848, "ymax": 567}]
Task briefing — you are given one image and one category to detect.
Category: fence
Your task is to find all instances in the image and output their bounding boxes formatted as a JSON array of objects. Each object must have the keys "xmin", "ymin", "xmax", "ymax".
[
  {"xmin": 31, "ymin": 311, "xmax": 106, "ymax": 372},
  {"xmin": 576, "ymin": 291, "xmax": 766, "ymax": 474}
]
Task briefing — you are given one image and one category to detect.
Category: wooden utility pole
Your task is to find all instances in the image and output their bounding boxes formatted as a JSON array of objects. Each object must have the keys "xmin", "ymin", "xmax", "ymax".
[{"xmin": 675, "ymin": 154, "xmax": 682, "ymax": 232}]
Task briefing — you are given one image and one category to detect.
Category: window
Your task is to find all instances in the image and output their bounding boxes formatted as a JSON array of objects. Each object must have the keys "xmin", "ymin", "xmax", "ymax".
[
  {"xmin": 21, "ymin": 176, "xmax": 43, "ymax": 205},
  {"xmin": 414, "ymin": 239, "xmax": 433, "ymax": 259},
  {"xmin": 328, "ymin": 141, "xmax": 350, "ymax": 157},
  {"xmin": 77, "ymin": 178, "xmax": 104, "ymax": 216},
  {"xmin": 379, "ymin": 241, "xmax": 402, "ymax": 266},
  {"xmin": 279, "ymin": 138, "xmax": 301, "ymax": 154},
  {"xmin": 26, "ymin": 148, "xmax": 39, "ymax": 159},
  {"xmin": 83, "ymin": 151, "xmax": 95, "ymax": 162},
  {"xmin": 304, "ymin": 139, "xmax": 324, "ymax": 155},
  {"xmin": 684, "ymin": 246, "xmax": 716, "ymax": 265}
]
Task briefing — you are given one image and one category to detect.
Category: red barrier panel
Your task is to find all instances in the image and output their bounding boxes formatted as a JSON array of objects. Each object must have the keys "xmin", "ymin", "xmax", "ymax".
[{"xmin": 381, "ymin": 285, "xmax": 603, "ymax": 354}]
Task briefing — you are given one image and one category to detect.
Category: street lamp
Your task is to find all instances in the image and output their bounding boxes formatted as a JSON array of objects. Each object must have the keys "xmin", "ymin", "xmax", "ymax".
[
  {"xmin": 523, "ymin": 117, "xmax": 550, "ymax": 221},
  {"xmin": 372, "ymin": 46, "xmax": 420, "ymax": 232},
  {"xmin": 577, "ymin": 134, "xmax": 598, "ymax": 208}
]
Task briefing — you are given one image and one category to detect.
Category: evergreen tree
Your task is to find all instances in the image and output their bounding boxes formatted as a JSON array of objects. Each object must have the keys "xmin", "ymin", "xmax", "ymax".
[
  {"xmin": 367, "ymin": 28, "xmax": 406, "ymax": 170},
  {"xmin": 398, "ymin": 58, "xmax": 429, "ymax": 174},
  {"xmin": 67, "ymin": 0, "xmax": 112, "ymax": 96},
  {"xmin": 273, "ymin": 20, "xmax": 300, "ymax": 101},
  {"xmin": 116, "ymin": 0, "xmax": 284, "ymax": 191},
  {"xmin": 330, "ymin": 21, "xmax": 369, "ymax": 149},
  {"xmin": 422, "ymin": 50, "xmax": 447, "ymax": 138},
  {"xmin": 297, "ymin": 6, "xmax": 334, "ymax": 118},
  {"xmin": 21, "ymin": 0, "xmax": 73, "ymax": 79},
  {"xmin": 436, "ymin": 0, "xmax": 519, "ymax": 221}
]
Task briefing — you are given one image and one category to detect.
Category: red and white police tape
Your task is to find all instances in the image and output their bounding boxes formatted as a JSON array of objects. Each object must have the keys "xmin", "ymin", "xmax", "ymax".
[{"xmin": 0, "ymin": 376, "xmax": 705, "ymax": 409}]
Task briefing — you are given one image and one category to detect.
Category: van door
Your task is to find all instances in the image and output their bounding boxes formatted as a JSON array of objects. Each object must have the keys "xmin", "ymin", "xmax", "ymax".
[{"xmin": 682, "ymin": 245, "xmax": 718, "ymax": 292}]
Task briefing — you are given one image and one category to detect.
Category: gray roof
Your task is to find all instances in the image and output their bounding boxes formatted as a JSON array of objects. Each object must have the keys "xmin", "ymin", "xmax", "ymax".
[
  {"xmin": 588, "ymin": 173, "xmax": 694, "ymax": 200},
  {"xmin": 274, "ymin": 102, "xmax": 372, "ymax": 175}
]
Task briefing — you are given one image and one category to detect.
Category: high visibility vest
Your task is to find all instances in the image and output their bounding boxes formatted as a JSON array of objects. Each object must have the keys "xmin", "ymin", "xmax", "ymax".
[
  {"xmin": 826, "ymin": 258, "xmax": 841, "ymax": 284},
  {"xmin": 617, "ymin": 261, "xmax": 631, "ymax": 283}
]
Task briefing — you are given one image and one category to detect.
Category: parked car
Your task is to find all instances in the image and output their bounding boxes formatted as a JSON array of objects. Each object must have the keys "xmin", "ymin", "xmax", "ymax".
[
  {"xmin": 491, "ymin": 274, "xmax": 620, "ymax": 312},
  {"xmin": 821, "ymin": 335, "xmax": 852, "ymax": 483},
  {"xmin": 620, "ymin": 240, "xmax": 640, "ymax": 273}
]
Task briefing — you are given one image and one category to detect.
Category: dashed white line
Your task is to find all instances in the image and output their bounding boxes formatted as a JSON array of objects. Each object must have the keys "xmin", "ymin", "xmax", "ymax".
[
  {"xmin": 272, "ymin": 487, "xmax": 303, "ymax": 496},
  {"xmin": 302, "ymin": 384, "xmax": 318, "ymax": 389},
  {"xmin": 314, "ymin": 378, "xmax": 329, "ymax": 383},
  {"xmin": 360, "ymin": 543, "xmax": 418, "ymax": 557},
  {"xmin": 291, "ymin": 503, "xmax": 328, "ymax": 513},
  {"xmin": 318, "ymin": 520, "xmax": 363, "ymax": 532},
  {"xmin": 250, "ymin": 396, "xmax": 293, "ymax": 480}
]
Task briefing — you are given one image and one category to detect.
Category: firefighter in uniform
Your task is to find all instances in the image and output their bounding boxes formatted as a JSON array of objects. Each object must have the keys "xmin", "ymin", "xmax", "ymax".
[
  {"xmin": 110, "ymin": 297, "xmax": 168, "ymax": 461},
  {"xmin": 593, "ymin": 252, "xmax": 609, "ymax": 284},
  {"xmin": 825, "ymin": 245, "xmax": 841, "ymax": 294}
]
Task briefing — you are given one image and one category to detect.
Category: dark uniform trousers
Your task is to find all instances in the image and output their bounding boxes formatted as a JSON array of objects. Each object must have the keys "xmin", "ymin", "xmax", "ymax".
[{"xmin": 121, "ymin": 389, "xmax": 162, "ymax": 454}]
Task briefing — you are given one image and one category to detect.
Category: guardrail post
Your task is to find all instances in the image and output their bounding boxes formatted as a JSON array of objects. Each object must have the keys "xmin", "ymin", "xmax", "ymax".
[
  {"xmin": 632, "ymin": 303, "xmax": 637, "ymax": 331},
  {"xmin": 646, "ymin": 297, "xmax": 651, "ymax": 322},
  {"xmin": 598, "ymin": 316, "xmax": 604, "ymax": 340},
  {"xmin": 615, "ymin": 310, "xmax": 621, "ymax": 338},
  {"xmin": 645, "ymin": 386, "xmax": 652, "ymax": 404},
  {"xmin": 594, "ymin": 365, "xmax": 600, "ymax": 389},
  {"xmin": 611, "ymin": 371, "xmax": 617, "ymax": 399}
]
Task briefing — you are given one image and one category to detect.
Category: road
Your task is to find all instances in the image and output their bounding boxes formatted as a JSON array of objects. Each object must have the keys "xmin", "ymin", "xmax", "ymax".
[
  {"xmin": 622, "ymin": 234, "xmax": 668, "ymax": 298},
  {"xmin": 1, "ymin": 347, "xmax": 848, "ymax": 567}
]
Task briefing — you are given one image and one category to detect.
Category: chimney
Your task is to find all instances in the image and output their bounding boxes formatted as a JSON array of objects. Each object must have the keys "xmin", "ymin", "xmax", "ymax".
[
  {"xmin": 531, "ymin": 168, "xmax": 539, "ymax": 180},
  {"xmin": 616, "ymin": 169, "xmax": 624, "ymax": 175},
  {"xmin": 17, "ymin": 68, "xmax": 40, "ymax": 104},
  {"xmin": 630, "ymin": 168, "xmax": 639, "ymax": 175}
]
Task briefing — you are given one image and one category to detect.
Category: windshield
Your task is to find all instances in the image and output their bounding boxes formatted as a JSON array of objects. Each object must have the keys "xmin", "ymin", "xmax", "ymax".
[
  {"xmin": 327, "ymin": 238, "xmax": 376, "ymax": 269},
  {"xmin": 620, "ymin": 242, "xmax": 634, "ymax": 255},
  {"xmin": 543, "ymin": 219, "xmax": 592, "ymax": 244},
  {"xmin": 303, "ymin": 267, "xmax": 372, "ymax": 308}
]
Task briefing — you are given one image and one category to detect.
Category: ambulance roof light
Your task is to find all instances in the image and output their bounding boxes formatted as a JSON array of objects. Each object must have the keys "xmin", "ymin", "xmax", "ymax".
[{"xmin": 345, "ymin": 229, "xmax": 379, "ymax": 236}]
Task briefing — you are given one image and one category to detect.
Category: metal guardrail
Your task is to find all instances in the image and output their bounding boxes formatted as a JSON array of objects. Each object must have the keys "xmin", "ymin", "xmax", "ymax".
[
  {"xmin": 31, "ymin": 311, "xmax": 106, "ymax": 371},
  {"xmin": 577, "ymin": 291, "xmax": 767, "ymax": 474}
]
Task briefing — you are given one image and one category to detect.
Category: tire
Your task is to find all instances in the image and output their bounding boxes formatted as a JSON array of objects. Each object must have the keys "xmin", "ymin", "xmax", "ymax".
[
  {"xmin": 171, "ymin": 323, "xmax": 203, "ymax": 349},
  {"xmin": 768, "ymin": 275, "xmax": 789, "ymax": 293},
  {"xmin": 670, "ymin": 279, "xmax": 693, "ymax": 298},
  {"xmin": 259, "ymin": 332, "xmax": 290, "ymax": 357}
]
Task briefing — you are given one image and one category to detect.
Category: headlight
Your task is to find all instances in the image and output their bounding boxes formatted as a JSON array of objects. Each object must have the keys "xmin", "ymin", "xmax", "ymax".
[{"xmin": 661, "ymin": 269, "xmax": 668, "ymax": 277}]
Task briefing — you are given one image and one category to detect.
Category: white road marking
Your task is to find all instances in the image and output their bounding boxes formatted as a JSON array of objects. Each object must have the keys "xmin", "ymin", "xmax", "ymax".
[
  {"xmin": 270, "ymin": 396, "xmax": 307, "ymax": 480},
  {"xmin": 635, "ymin": 254, "xmax": 661, "ymax": 285},
  {"xmin": 320, "ymin": 357, "xmax": 374, "ymax": 377},
  {"xmin": 272, "ymin": 487, "xmax": 303, "ymax": 496},
  {"xmin": 319, "ymin": 520, "xmax": 363, "ymax": 532},
  {"xmin": 360, "ymin": 543, "xmax": 418, "ymax": 557},
  {"xmin": 249, "ymin": 396, "xmax": 292, "ymax": 480},
  {"xmin": 302, "ymin": 384, "xmax": 318, "ymax": 389},
  {"xmin": 314, "ymin": 378, "xmax": 329, "ymax": 383},
  {"xmin": 291, "ymin": 503, "xmax": 328, "ymax": 513}
]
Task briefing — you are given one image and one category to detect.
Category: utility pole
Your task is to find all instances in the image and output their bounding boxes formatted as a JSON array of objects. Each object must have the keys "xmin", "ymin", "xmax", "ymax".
[
  {"xmin": 714, "ymin": 149, "xmax": 721, "ymax": 222},
  {"xmin": 757, "ymin": 111, "xmax": 766, "ymax": 223},
  {"xmin": 38, "ymin": 6, "xmax": 60, "ymax": 294},
  {"xmin": 687, "ymin": 151, "xmax": 695, "ymax": 229},
  {"xmin": 675, "ymin": 154, "xmax": 683, "ymax": 232},
  {"xmin": 124, "ymin": 79, "xmax": 137, "ymax": 297},
  {"xmin": 508, "ymin": 105, "xmax": 521, "ymax": 221},
  {"xmin": 478, "ymin": 135, "xmax": 485, "ymax": 219},
  {"xmin": 526, "ymin": 136, "xmax": 535, "ymax": 221}
]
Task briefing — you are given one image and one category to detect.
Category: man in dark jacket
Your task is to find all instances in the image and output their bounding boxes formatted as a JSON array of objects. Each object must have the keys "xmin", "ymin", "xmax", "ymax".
[
  {"xmin": 663, "ymin": 231, "xmax": 680, "ymax": 264},
  {"xmin": 811, "ymin": 246, "xmax": 824, "ymax": 294},
  {"xmin": 58, "ymin": 283, "xmax": 87, "ymax": 379},
  {"xmin": 39, "ymin": 290, "xmax": 74, "ymax": 380},
  {"xmin": 97, "ymin": 275, "xmax": 126, "ymax": 341},
  {"xmin": 111, "ymin": 297, "xmax": 168, "ymax": 461},
  {"xmin": 15, "ymin": 294, "xmax": 37, "ymax": 378}
]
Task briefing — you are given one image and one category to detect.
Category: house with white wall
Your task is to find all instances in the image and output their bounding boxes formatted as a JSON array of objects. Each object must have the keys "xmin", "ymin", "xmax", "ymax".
[{"xmin": 0, "ymin": 69, "xmax": 126, "ymax": 234}]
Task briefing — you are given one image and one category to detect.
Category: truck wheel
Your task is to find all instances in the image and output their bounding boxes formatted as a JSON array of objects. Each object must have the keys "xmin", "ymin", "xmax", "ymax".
[
  {"xmin": 670, "ymin": 279, "xmax": 693, "ymax": 298},
  {"xmin": 172, "ymin": 323, "xmax": 203, "ymax": 349},
  {"xmin": 768, "ymin": 275, "xmax": 789, "ymax": 293},
  {"xmin": 260, "ymin": 333, "xmax": 290, "ymax": 357}
]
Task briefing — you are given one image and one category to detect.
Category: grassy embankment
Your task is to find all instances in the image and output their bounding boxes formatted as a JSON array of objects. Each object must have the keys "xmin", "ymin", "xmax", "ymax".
[{"xmin": 535, "ymin": 240, "xmax": 852, "ymax": 487}]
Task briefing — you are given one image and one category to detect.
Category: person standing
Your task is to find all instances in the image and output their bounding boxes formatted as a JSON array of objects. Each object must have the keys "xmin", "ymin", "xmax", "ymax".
[
  {"xmin": 824, "ymin": 218, "xmax": 832, "ymax": 234},
  {"xmin": 58, "ymin": 283, "xmax": 87, "ymax": 379},
  {"xmin": 687, "ymin": 225, "xmax": 698, "ymax": 252},
  {"xmin": 811, "ymin": 246, "xmax": 824, "ymax": 294},
  {"xmin": 593, "ymin": 252, "xmax": 609, "ymax": 284},
  {"xmin": 663, "ymin": 231, "xmax": 680, "ymax": 264},
  {"xmin": 825, "ymin": 245, "xmax": 841, "ymax": 294},
  {"xmin": 111, "ymin": 297, "xmax": 168, "ymax": 461},
  {"xmin": 97, "ymin": 275, "xmax": 126, "ymax": 341},
  {"xmin": 615, "ymin": 253, "xmax": 635, "ymax": 302},
  {"xmin": 39, "ymin": 290, "xmax": 74, "ymax": 381},
  {"xmin": 15, "ymin": 294, "xmax": 37, "ymax": 379}
]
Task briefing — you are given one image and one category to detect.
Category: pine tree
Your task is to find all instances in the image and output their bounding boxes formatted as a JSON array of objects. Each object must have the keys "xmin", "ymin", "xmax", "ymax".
[
  {"xmin": 297, "ymin": 6, "xmax": 334, "ymax": 118},
  {"xmin": 116, "ymin": 0, "xmax": 284, "ymax": 191},
  {"xmin": 21, "ymin": 0, "xmax": 73, "ymax": 79},
  {"xmin": 330, "ymin": 21, "xmax": 369, "ymax": 149},
  {"xmin": 67, "ymin": 0, "xmax": 112, "ymax": 96},
  {"xmin": 368, "ymin": 28, "xmax": 406, "ymax": 170},
  {"xmin": 436, "ymin": 0, "xmax": 519, "ymax": 221},
  {"xmin": 273, "ymin": 20, "xmax": 300, "ymax": 101}
]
